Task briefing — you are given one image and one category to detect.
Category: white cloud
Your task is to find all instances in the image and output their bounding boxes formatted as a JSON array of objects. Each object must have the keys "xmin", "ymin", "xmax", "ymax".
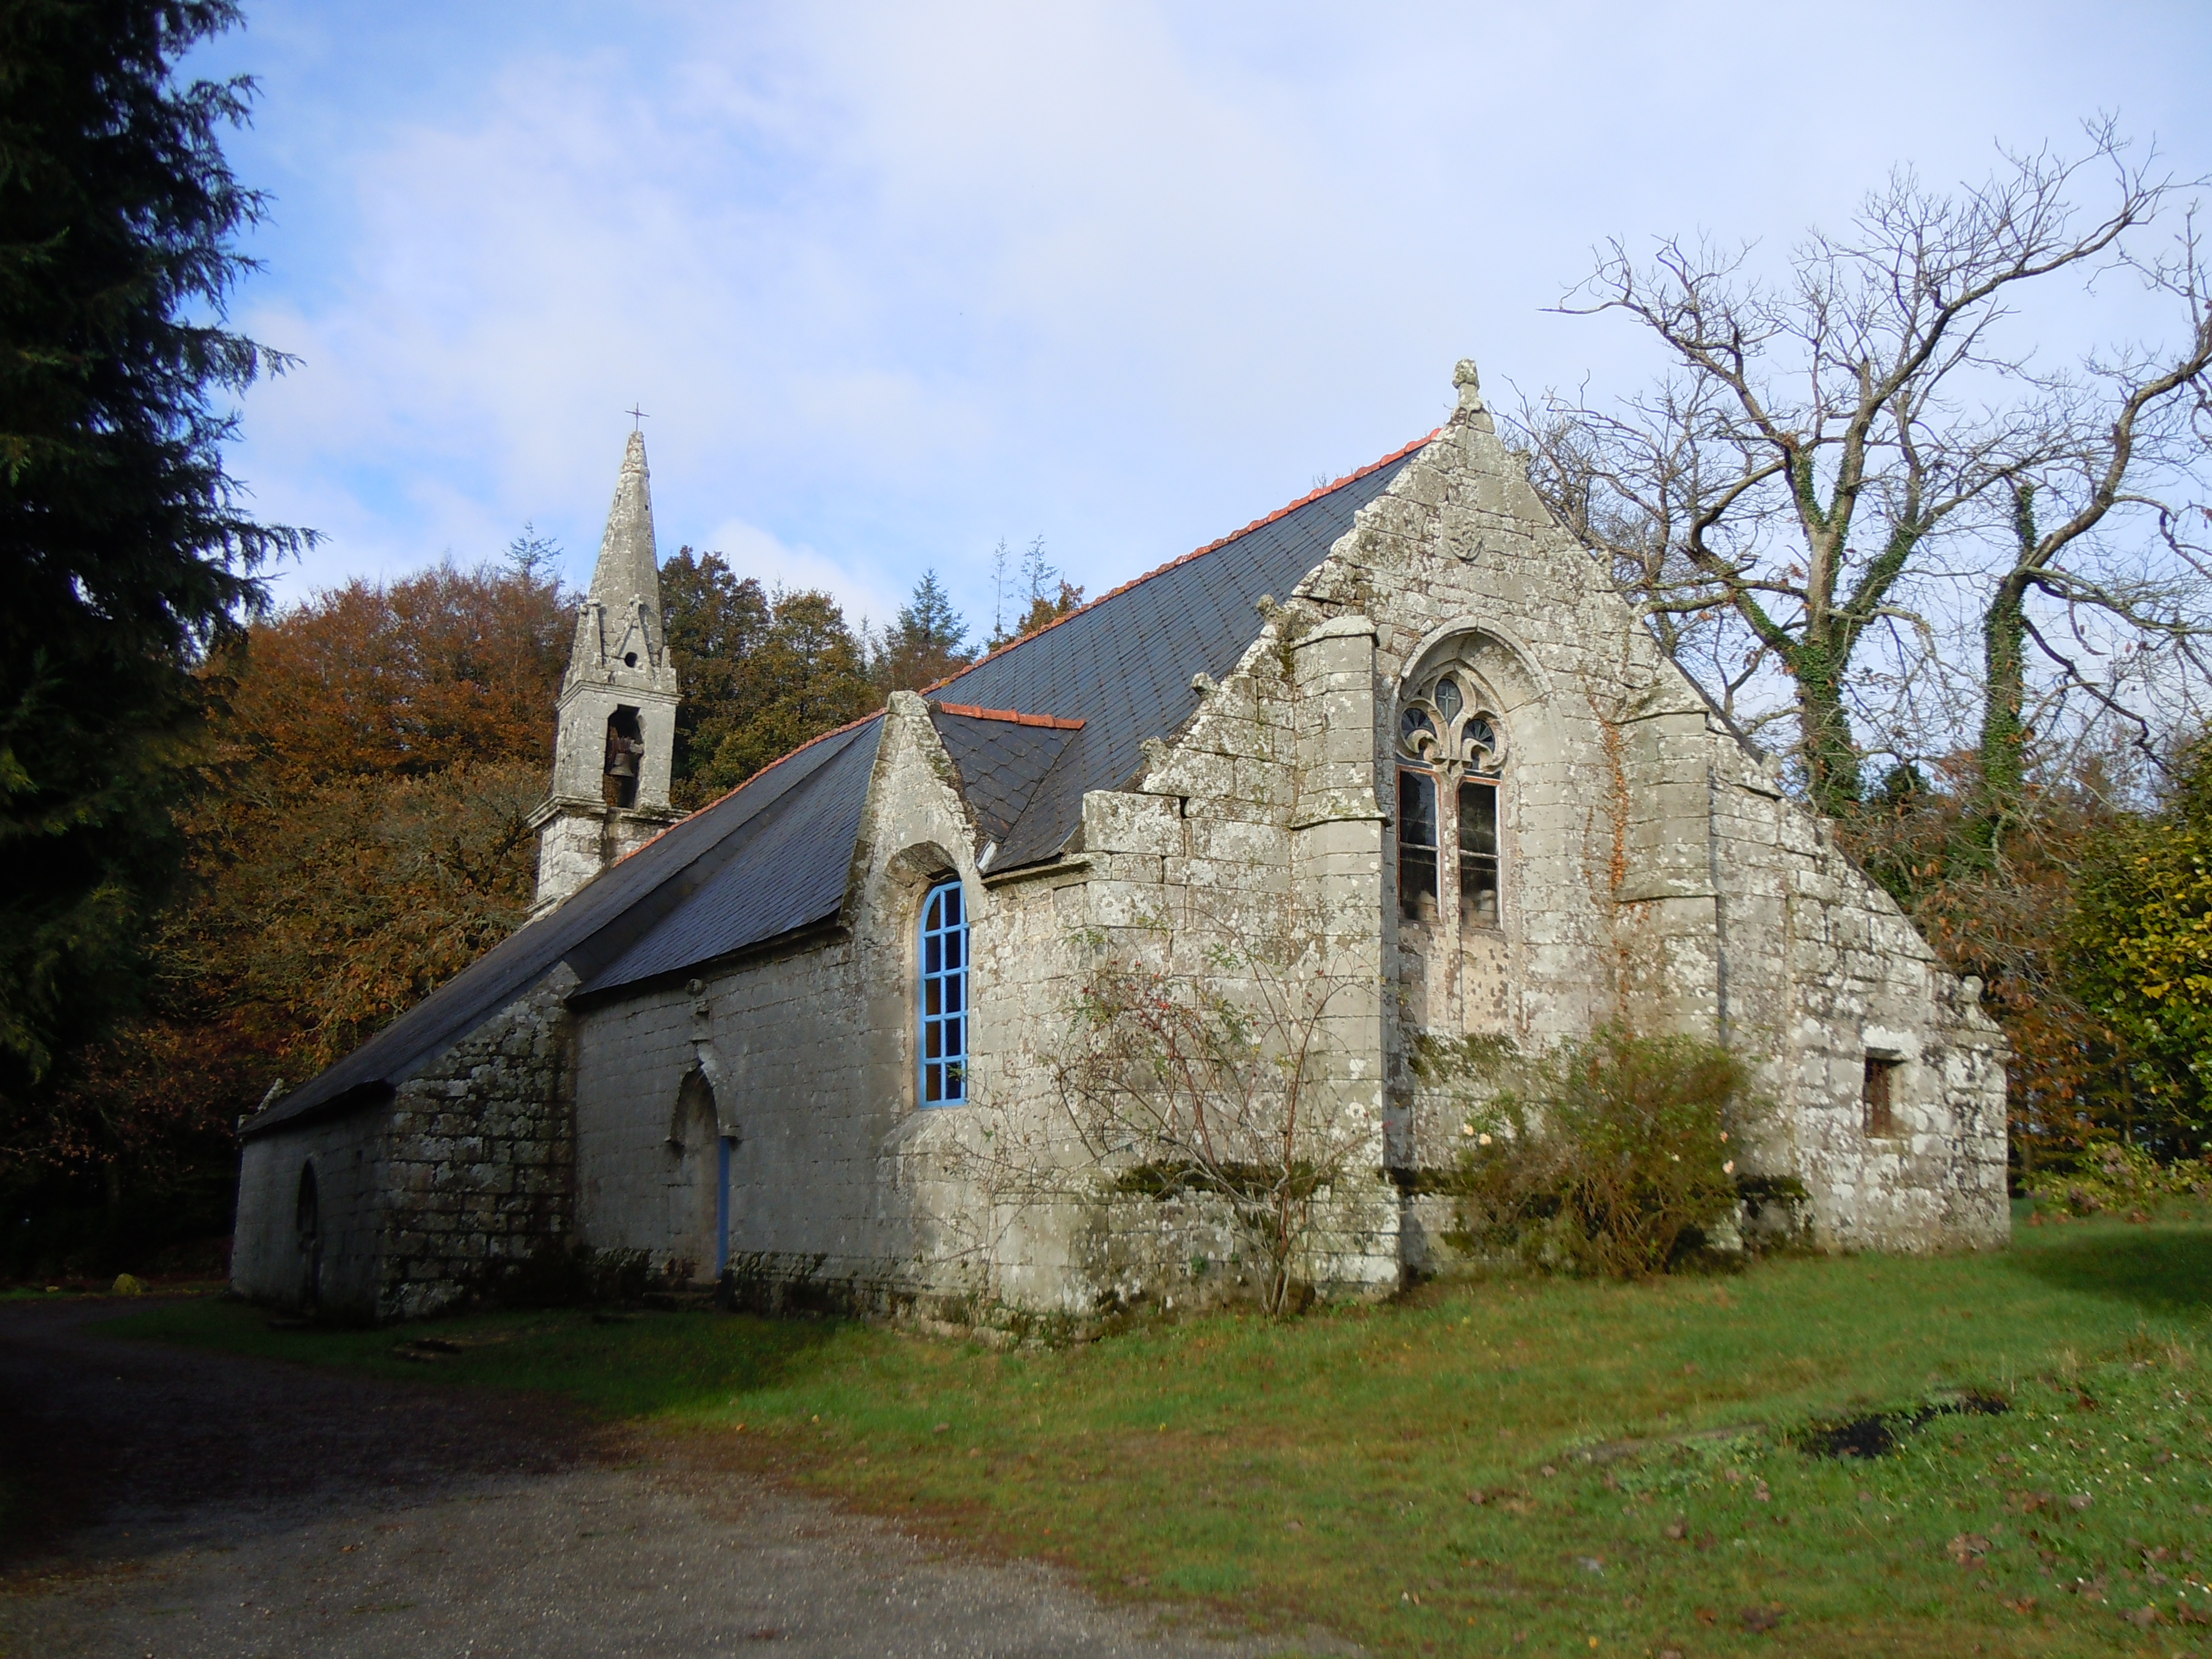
[
  {"xmin": 698, "ymin": 518, "xmax": 906, "ymax": 637},
  {"xmin": 208, "ymin": 0, "xmax": 2212, "ymax": 633}
]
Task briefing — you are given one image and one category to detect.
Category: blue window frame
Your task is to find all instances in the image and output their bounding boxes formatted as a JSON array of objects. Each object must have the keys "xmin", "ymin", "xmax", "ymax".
[
  {"xmin": 920, "ymin": 879, "xmax": 968, "ymax": 1104},
  {"xmin": 715, "ymin": 1135, "xmax": 734, "ymax": 1275}
]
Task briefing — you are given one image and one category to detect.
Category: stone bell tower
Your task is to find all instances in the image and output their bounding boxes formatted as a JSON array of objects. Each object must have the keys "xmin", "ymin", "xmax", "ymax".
[{"xmin": 528, "ymin": 429, "xmax": 682, "ymax": 916}]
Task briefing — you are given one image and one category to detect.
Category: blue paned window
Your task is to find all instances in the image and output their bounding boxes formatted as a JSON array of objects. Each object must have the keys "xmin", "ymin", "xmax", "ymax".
[{"xmin": 920, "ymin": 879, "xmax": 968, "ymax": 1104}]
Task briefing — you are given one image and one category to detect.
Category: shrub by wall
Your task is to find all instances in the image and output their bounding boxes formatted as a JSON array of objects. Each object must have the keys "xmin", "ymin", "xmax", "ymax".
[{"xmin": 1422, "ymin": 1029, "xmax": 1764, "ymax": 1278}]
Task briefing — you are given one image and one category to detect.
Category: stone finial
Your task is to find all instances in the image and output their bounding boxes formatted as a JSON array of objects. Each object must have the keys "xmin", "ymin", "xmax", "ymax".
[{"xmin": 1453, "ymin": 358, "xmax": 1485, "ymax": 415}]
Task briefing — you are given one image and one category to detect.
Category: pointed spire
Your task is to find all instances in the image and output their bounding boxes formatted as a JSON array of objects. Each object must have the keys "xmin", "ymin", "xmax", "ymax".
[
  {"xmin": 588, "ymin": 429, "xmax": 661, "ymax": 619},
  {"xmin": 565, "ymin": 428, "xmax": 675, "ymax": 691}
]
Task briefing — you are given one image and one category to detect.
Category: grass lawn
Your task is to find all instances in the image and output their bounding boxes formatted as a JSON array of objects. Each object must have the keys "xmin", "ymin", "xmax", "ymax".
[{"xmin": 118, "ymin": 1205, "xmax": 2212, "ymax": 1657}]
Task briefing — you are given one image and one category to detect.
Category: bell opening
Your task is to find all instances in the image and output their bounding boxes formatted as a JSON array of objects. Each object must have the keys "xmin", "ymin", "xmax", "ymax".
[{"xmin": 603, "ymin": 706, "xmax": 645, "ymax": 808}]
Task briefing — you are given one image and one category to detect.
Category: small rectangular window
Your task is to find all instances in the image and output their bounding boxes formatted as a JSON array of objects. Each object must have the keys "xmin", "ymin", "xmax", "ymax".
[
  {"xmin": 1397, "ymin": 769, "xmax": 1439, "ymax": 923},
  {"xmin": 1458, "ymin": 779, "xmax": 1499, "ymax": 927},
  {"xmin": 1863, "ymin": 1056, "xmax": 1900, "ymax": 1137}
]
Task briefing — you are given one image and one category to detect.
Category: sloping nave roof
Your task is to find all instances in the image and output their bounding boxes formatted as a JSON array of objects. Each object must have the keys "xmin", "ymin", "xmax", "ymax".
[{"xmin": 245, "ymin": 436, "xmax": 1426, "ymax": 1136}]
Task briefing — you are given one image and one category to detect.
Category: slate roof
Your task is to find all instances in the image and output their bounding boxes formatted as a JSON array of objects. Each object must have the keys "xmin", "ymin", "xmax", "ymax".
[
  {"xmin": 928, "ymin": 707, "xmax": 1084, "ymax": 849},
  {"xmin": 243, "ymin": 436, "xmax": 1426, "ymax": 1139},
  {"xmin": 243, "ymin": 719, "xmax": 883, "ymax": 1136},
  {"xmin": 918, "ymin": 437, "xmax": 1426, "ymax": 864},
  {"xmin": 568, "ymin": 720, "xmax": 880, "ymax": 994}
]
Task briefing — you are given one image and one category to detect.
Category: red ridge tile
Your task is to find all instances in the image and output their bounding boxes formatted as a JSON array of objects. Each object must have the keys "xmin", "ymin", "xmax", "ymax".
[{"xmin": 931, "ymin": 703, "xmax": 1084, "ymax": 730}]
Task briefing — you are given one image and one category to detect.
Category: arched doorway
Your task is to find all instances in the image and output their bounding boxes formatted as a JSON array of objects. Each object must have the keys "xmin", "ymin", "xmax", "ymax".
[{"xmin": 668, "ymin": 1069, "xmax": 736, "ymax": 1280}]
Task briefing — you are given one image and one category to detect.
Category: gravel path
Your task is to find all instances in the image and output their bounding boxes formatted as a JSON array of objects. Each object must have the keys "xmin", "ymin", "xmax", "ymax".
[{"xmin": 0, "ymin": 1300, "xmax": 1311, "ymax": 1658}]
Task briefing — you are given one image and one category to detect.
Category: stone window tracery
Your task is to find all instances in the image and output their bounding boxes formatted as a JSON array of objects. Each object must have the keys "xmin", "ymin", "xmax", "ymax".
[{"xmin": 1394, "ymin": 665, "xmax": 1506, "ymax": 930}]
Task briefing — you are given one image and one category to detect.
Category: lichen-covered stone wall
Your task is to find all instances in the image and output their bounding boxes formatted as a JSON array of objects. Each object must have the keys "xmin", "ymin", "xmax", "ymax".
[
  {"xmin": 565, "ymin": 358, "xmax": 2005, "ymax": 1319},
  {"xmin": 373, "ymin": 968, "xmax": 579, "ymax": 1319},
  {"xmin": 1293, "ymin": 361, "xmax": 2009, "ymax": 1255},
  {"xmin": 572, "ymin": 698, "xmax": 990, "ymax": 1314},
  {"xmin": 569, "ymin": 673, "xmax": 1409, "ymax": 1320},
  {"xmin": 229, "ymin": 968, "xmax": 579, "ymax": 1322}
]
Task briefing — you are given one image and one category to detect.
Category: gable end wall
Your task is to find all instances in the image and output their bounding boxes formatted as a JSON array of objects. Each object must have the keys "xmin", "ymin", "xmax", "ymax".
[{"xmin": 1287, "ymin": 367, "xmax": 2008, "ymax": 1254}]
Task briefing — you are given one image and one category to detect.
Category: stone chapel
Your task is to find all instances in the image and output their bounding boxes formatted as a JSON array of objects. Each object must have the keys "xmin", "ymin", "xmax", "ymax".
[{"xmin": 231, "ymin": 361, "xmax": 2009, "ymax": 1323}]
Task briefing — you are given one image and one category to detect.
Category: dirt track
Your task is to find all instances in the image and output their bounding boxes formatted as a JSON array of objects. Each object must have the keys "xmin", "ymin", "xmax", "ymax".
[{"xmin": 0, "ymin": 1300, "xmax": 1294, "ymax": 1658}]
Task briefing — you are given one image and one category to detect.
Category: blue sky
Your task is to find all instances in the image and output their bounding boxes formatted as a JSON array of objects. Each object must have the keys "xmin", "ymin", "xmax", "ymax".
[{"xmin": 192, "ymin": 1, "xmax": 2212, "ymax": 643}]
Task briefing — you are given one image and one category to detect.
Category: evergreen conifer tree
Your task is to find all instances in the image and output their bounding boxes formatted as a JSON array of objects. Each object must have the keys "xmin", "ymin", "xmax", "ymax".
[
  {"xmin": 0, "ymin": 0, "xmax": 299, "ymax": 1113},
  {"xmin": 874, "ymin": 569, "xmax": 971, "ymax": 693}
]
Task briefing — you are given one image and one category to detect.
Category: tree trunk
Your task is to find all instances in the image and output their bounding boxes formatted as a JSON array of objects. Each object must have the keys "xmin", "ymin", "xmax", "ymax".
[
  {"xmin": 1789, "ymin": 636, "xmax": 1862, "ymax": 819},
  {"xmin": 1974, "ymin": 487, "xmax": 2039, "ymax": 852},
  {"xmin": 1977, "ymin": 580, "xmax": 2030, "ymax": 839}
]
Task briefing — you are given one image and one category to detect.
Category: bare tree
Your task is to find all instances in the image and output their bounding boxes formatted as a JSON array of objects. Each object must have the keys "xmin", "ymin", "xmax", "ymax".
[
  {"xmin": 1517, "ymin": 121, "xmax": 2212, "ymax": 822},
  {"xmin": 1977, "ymin": 226, "xmax": 2212, "ymax": 833}
]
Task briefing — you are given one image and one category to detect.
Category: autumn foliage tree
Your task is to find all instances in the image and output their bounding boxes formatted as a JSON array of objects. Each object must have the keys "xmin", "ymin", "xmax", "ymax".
[
  {"xmin": 225, "ymin": 557, "xmax": 567, "ymax": 788},
  {"xmin": 1839, "ymin": 755, "xmax": 2132, "ymax": 1180},
  {"xmin": 5, "ymin": 557, "xmax": 565, "ymax": 1272},
  {"xmin": 184, "ymin": 554, "xmax": 568, "ymax": 1059},
  {"xmin": 2068, "ymin": 739, "xmax": 2212, "ymax": 1159},
  {"xmin": 661, "ymin": 548, "xmax": 884, "ymax": 806}
]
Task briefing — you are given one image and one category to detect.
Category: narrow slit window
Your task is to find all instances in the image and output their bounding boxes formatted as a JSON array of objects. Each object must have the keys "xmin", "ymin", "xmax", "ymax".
[
  {"xmin": 1397, "ymin": 769, "xmax": 1439, "ymax": 923},
  {"xmin": 1863, "ymin": 1056, "xmax": 1900, "ymax": 1137},
  {"xmin": 920, "ymin": 880, "xmax": 968, "ymax": 1105},
  {"xmin": 1458, "ymin": 779, "xmax": 1500, "ymax": 927}
]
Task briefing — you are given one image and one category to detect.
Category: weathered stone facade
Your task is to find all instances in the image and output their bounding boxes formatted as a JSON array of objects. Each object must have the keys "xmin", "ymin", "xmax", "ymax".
[
  {"xmin": 559, "ymin": 366, "xmax": 2005, "ymax": 1314},
  {"xmin": 231, "ymin": 972, "xmax": 576, "ymax": 1320},
  {"xmin": 233, "ymin": 360, "xmax": 2006, "ymax": 1324},
  {"xmin": 372, "ymin": 971, "xmax": 578, "ymax": 1318}
]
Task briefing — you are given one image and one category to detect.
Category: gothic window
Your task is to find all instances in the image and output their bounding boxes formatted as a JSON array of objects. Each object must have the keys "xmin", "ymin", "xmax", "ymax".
[
  {"xmin": 1395, "ymin": 667, "xmax": 1507, "ymax": 929},
  {"xmin": 920, "ymin": 879, "xmax": 969, "ymax": 1104},
  {"xmin": 1459, "ymin": 778, "xmax": 1499, "ymax": 926},
  {"xmin": 1397, "ymin": 770, "xmax": 1439, "ymax": 921}
]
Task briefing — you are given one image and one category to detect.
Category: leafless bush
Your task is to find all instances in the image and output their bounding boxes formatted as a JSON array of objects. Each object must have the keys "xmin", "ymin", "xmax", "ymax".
[{"xmin": 1049, "ymin": 910, "xmax": 1376, "ymax": 1316}]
